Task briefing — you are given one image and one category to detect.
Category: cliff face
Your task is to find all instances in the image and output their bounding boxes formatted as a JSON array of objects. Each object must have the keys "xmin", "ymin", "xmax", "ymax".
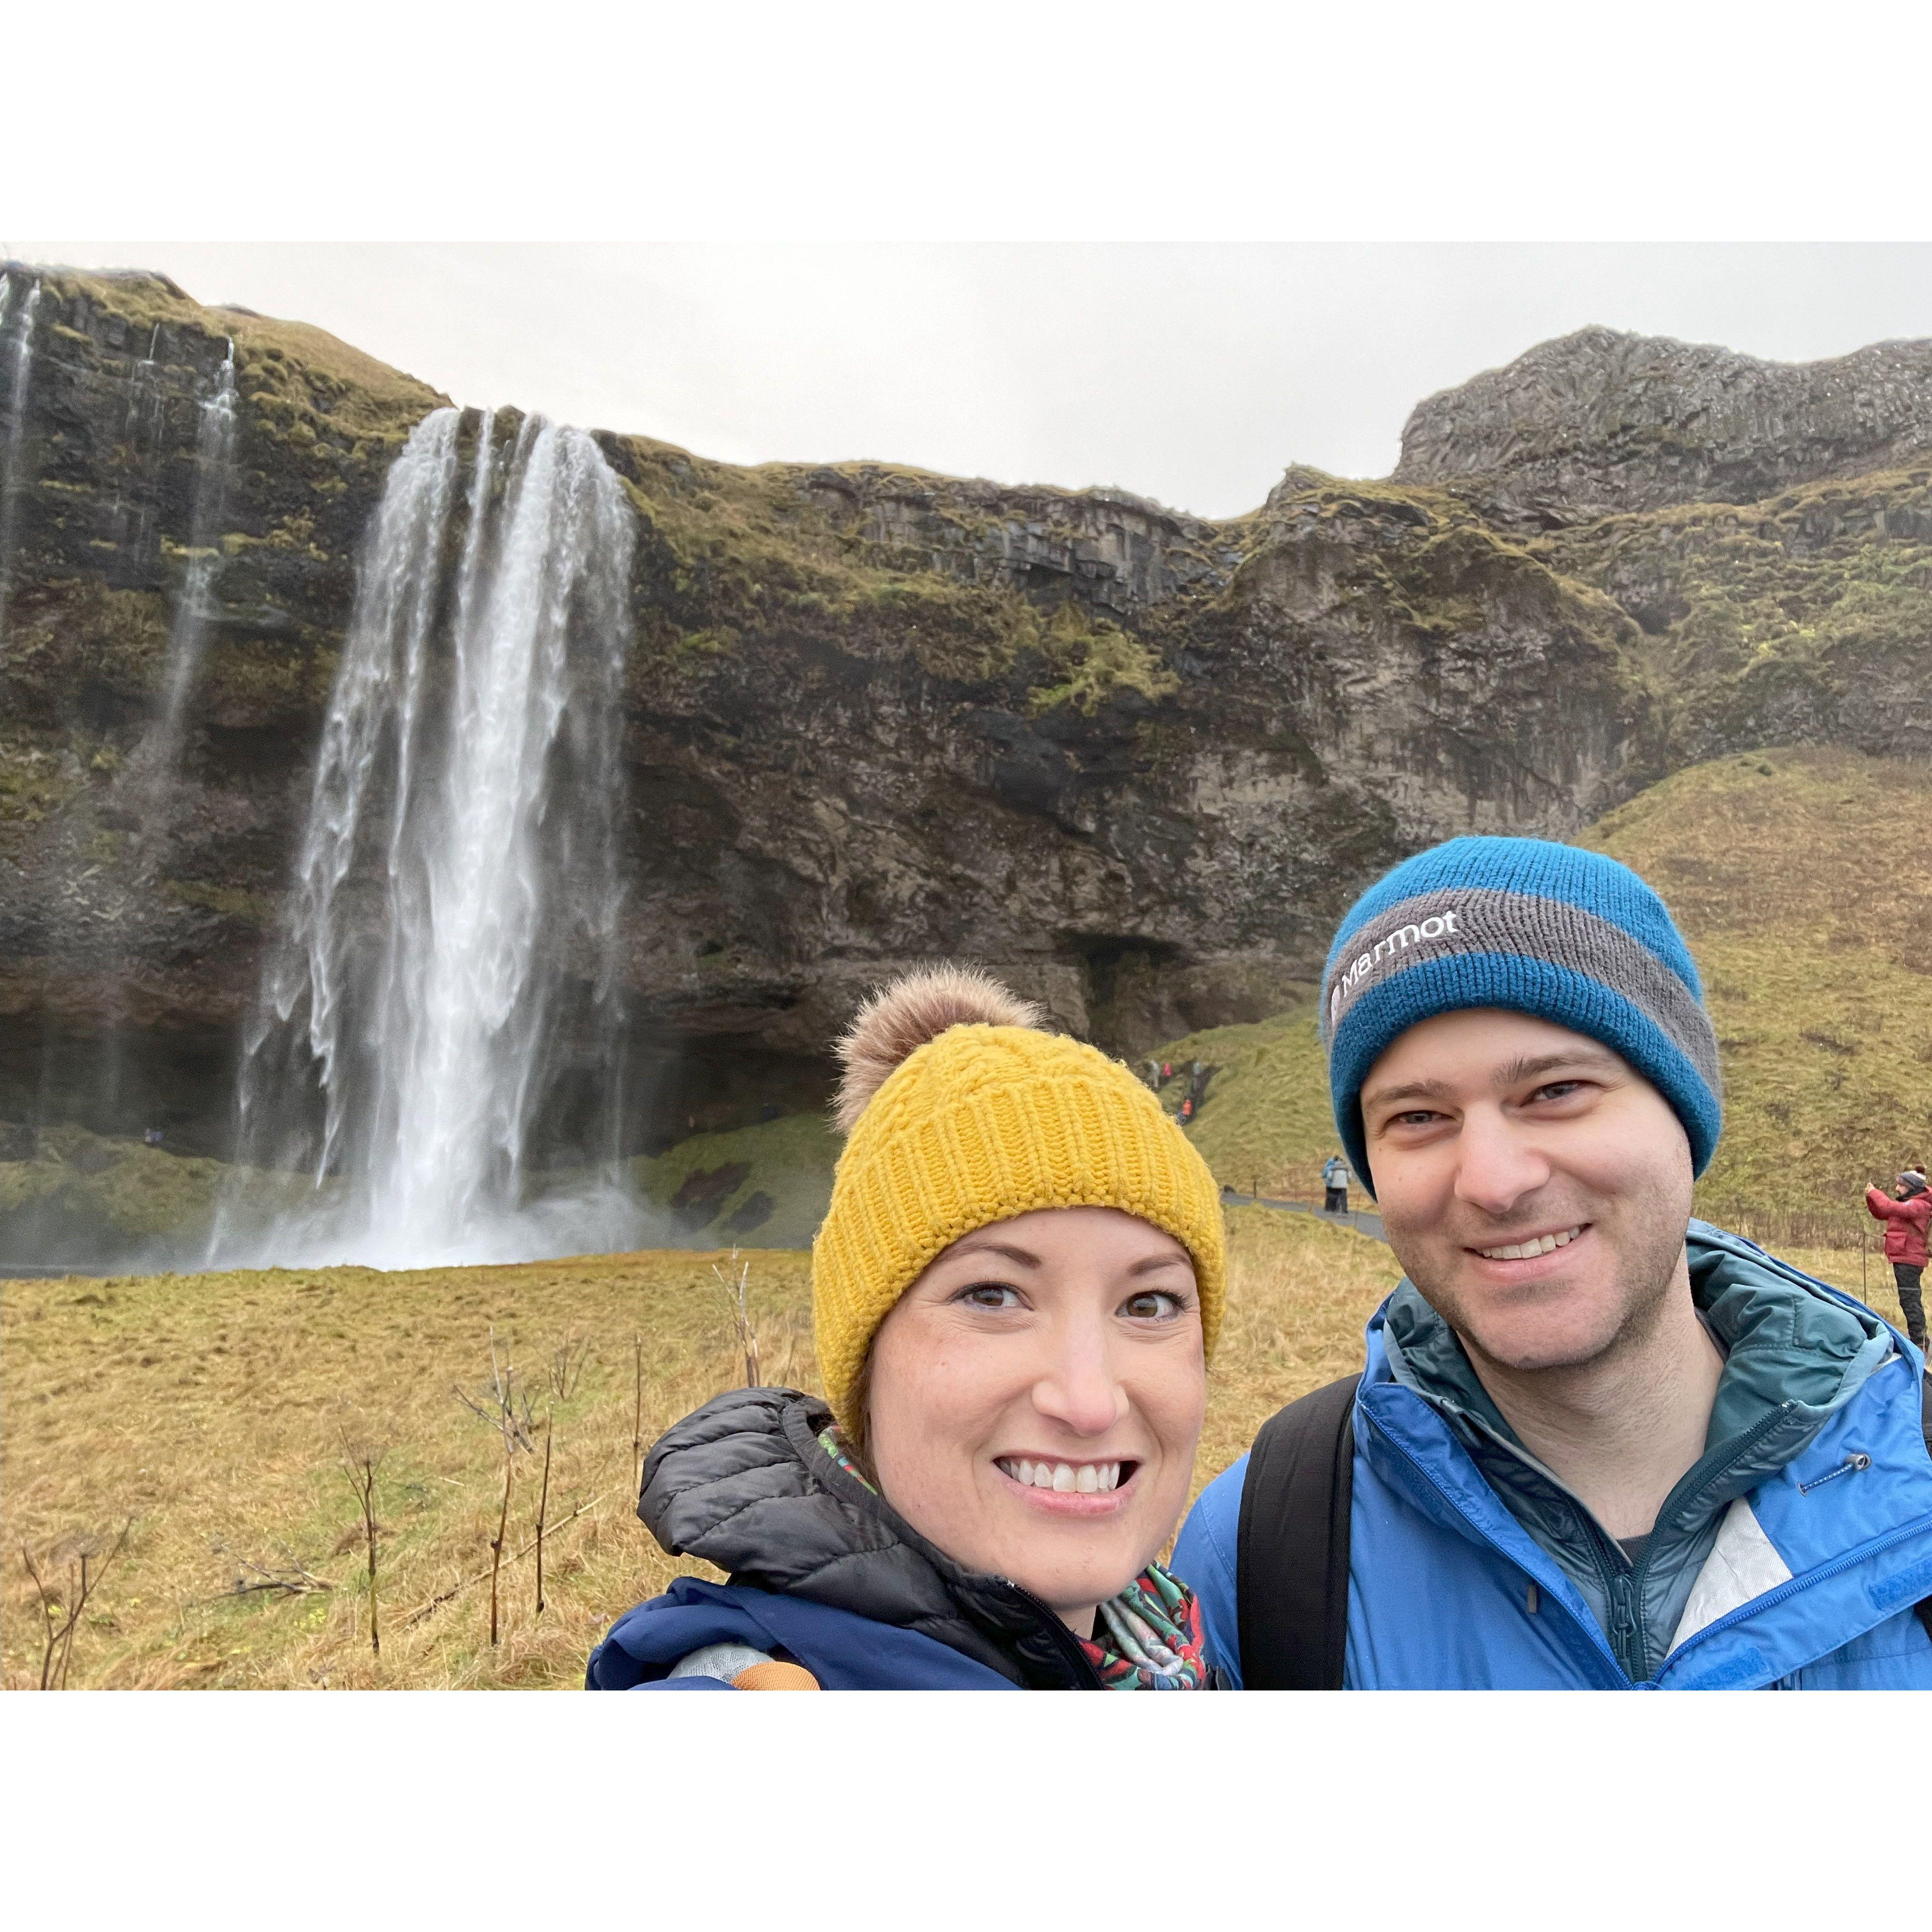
[
  {"xmin": 3, "ymin": 272, "xmax": 1927, "ymax": 1154},
  {"xmin": 1397, "ymin": 326, "xmax": 1932, "ymax": 520}
]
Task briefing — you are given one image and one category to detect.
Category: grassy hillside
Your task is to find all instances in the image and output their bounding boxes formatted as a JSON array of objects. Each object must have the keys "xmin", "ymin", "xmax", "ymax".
[
  {"xmin": 1584, "ymin": 748, "xmax": 1932, "ymax": 1228},
  {"xmin": 626, "ymin": 1111, "xmax": 841, "ymax": 1250},
  {"xmin": 1162, "ymin": 748, "xmax": 1932, "ymax": 1233},
  {"xmin": 1150, "ymin": 1011, "xmax": 1338, "ymax": 1201},
  {"xmin": 0, "ymin": 1208, "xmax": 1400, "ymax": 1690}
]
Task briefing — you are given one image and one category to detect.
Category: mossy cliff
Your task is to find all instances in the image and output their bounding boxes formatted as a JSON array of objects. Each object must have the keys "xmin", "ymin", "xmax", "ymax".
[{"xmin": 3, "ymin": 266, "xmax": 1926, "ymax": 1158}]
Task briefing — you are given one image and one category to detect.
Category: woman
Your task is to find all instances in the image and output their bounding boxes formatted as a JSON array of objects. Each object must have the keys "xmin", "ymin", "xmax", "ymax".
[
  {"xmin": 1865, "ymin": 1169, "xmax": 1929, "ymax": 1350},
  {"xmin": 587, "ymin": 967, "xmax": 1226, "ymax": 1689}
]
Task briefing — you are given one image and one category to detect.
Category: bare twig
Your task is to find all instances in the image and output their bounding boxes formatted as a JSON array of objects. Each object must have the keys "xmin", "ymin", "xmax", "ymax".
[
  {"xmin": 547, "ymin": 1334, "xmax": 592, "ymax": 1403},
  {"xmin": 21, "ymin": 1520, "xmax": 132, "ymax": 1690},
  {"xmin": 221, "ymin": 1546, "xmax": 335, "ymax": 1599},
  {"xmin": 714, "ymin": 1248, "xmax": 759, "ymax": 1388},
  {"xmin": 338, "ymin": 1434, "xmax": 386, "ymax": 1658},
  {"xmin": 631, "ymin": 1334, "xmax": 644, "ymax": 1493},
  {"xmin": 400, "ymin": 1488, "xmax": 610, "ymax": 1628},
  {"xmin": 534, "ymin": 1410, "xmax": 554, "ymax": 1617},
  {"xmin": 489, "ymin": 1447, "xmax": 512, "ymax": 1646}
]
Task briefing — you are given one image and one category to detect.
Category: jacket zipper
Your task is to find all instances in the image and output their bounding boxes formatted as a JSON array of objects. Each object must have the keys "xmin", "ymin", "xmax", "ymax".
[
  {"xmin": 994, "ymin": 1577, "xmax": 1107, "ymax": 1688},
  {"xmin": 1359, "ymin": 1403, "xmax": 1633, "ymax": 1688},
  {"xmin": 1471, "ymin": 1397, "xmax": 1799, "ymax": 1683}
]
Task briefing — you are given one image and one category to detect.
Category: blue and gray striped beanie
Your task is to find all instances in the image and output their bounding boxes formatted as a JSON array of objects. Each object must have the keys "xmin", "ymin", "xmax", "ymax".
[{"xmin": 1322, "ymin": 837, "xmax": 1722, "ymax": 1195}]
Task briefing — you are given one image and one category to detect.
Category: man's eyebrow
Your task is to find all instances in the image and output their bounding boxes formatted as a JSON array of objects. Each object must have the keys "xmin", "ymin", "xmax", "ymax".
[
  {"xmin": 1360, "ymin": 1077, "xmax": 1452, "ymax": 1114},
  {"xmin": 1494, "ymin": 1050, "xmax": 1622, "ymax": 1087}
]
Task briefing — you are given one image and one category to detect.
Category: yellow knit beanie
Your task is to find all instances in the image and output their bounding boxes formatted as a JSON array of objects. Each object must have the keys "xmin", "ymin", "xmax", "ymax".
[{"xmin": 811, "ymin": 966, "xmax": 1226, "ymax": 1425}]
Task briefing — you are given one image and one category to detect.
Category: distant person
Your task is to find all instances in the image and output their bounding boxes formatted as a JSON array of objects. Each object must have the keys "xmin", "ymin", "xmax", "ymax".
[
  {"xmin": 1176, "ymin": 837, "xmax": 1932, "ymax": 1688},
  {"xmin": 143, "ymin": 1127, "xmax": 164, "ymax": 1148},
  {"xmin": 1322, "ymin": 1153, "xmax": 1349, "ymax": 1214},
  {"xmin": 1865, "ymin": 1171, "xmax": 1929, "ymax": 1350},
  {"xmin": 588, "ymin": 967, "xmax": 1225, "ymax": 1690}
]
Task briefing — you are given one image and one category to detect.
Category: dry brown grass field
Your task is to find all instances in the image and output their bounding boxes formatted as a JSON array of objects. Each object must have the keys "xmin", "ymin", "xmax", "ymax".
[{"xmin": 0, "ymin": 1211, "xmax": 1891, "ymax": 1690}]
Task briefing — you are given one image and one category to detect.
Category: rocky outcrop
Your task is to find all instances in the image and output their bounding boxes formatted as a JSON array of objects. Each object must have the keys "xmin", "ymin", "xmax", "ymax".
[
  {"xmin": 3, "ymin": 269, "xmax": 1927, "ymax": 1158},
  {"xmin": 1396, "ymin": 326, "xmax": 1932, "ymax": 520}
]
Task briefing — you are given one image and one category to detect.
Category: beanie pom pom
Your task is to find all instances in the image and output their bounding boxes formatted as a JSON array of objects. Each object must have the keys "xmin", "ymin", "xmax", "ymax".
[{"xmin": 833, "ymin": 966, "xmax": 1044, "ymax": 1132}]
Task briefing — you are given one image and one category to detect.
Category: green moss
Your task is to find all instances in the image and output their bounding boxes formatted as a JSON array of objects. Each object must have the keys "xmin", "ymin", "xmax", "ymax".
[
  {"xmin": 625, "ymin": 1113, "xmax": 841, "ymax": 1250},
  {"xmin": 1024, "ymin": 603, "xmax": 1178, "ymax": 714}
]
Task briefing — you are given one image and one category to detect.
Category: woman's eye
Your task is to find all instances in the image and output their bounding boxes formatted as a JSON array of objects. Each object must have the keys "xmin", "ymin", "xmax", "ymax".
[
  {"xmin": 1121, "ymin": 1290, "xmax": 1182, "ymax": 1321},
  {"xmin": 958, "ymin": 1283, "xmax": 1022, "ymax": 1311}
]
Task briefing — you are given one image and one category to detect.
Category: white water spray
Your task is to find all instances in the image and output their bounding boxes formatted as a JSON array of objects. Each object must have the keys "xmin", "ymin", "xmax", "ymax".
[
  {"xmin": 215, "ymin": 407, "xmax": 641, "ymax": 1268},
  {"xmin": 0, "ymin": 276, "xmax": 42, "ymax": 648},
  {"xmin": 110, "ymin": 323, "xmax": 170, "ymax": 579},
  {"xmin": 144, "ymin": 340, "xmax": 238, "ymax": 789}
]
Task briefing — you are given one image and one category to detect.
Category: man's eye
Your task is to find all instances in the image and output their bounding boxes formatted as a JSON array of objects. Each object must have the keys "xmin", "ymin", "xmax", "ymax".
[
  {"xmin": 1530, "ymin": 1081, "xmax": 1586, "ymax": 1103},
  {"xmin": 1121, "ymin": 1290, "xmax": 1182, "ymax": 1320},
  {"xmin": 958, "ymin": 1283, "xmax": 1022, "ymax": 1310},
  {"xmin": 1391, "ymin": 1110, "xmax": 1442, "ymax": 1128}
]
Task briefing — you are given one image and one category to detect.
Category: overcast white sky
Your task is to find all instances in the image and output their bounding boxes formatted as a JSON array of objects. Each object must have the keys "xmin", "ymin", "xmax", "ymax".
[{"xmin": 18, "ymin": 242, "xmax": 1931, "ymax": 518}]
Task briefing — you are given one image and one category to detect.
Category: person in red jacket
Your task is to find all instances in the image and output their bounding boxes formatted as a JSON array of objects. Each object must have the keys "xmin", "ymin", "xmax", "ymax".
[{"xmin": 1864, "ymin": 1171, "xmax": 1929, "ymax": 1349}]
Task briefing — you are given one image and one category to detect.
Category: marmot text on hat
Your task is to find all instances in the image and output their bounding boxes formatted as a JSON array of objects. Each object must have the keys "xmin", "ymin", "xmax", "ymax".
[
  {"xmin": 1321, "ymin": 837, "xmax": 1721, "ymax": 1195},
  {"xmin": 811, "ymin": 966, "xmax": 1226, "ymax": 1426}
]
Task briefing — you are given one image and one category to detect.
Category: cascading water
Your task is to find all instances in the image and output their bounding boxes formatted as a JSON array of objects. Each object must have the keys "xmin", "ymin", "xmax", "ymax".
[
  {"xmin": 110, "ymin": 324, "xmax": 170, "ymax": 582},
  {"xmin": 137, "ymin": 338, "xmax": 238, "ymax": 828},
  {"xmin": 0, "ymin": 275, "xmax": 43, "ymax": 649},
  {"xmin": 212, "ymin": 406, "xmax": 644, "ymax": 1269}
]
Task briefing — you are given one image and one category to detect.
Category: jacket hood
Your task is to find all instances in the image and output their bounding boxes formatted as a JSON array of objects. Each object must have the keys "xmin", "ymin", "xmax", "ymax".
[{"xmin": 639, "ymin": 1385, "xmax": 1101, "ymax": 1689}]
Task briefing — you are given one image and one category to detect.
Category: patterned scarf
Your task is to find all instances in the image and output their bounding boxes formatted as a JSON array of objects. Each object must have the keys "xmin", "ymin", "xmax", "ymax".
[{"xmin": 817, "ymin": 1425, "xmax": 1210, "ymax": 1690}]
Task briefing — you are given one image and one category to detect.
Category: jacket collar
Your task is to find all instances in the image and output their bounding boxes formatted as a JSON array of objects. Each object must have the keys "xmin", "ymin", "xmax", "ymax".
[
  {"xmin": 1375, "ymin": 1221, "xmax": 1892, "ymax": 1506},
  {"xmin": 639, "ymin": 1385, "xmax": 1103, "ymax": 1689}
]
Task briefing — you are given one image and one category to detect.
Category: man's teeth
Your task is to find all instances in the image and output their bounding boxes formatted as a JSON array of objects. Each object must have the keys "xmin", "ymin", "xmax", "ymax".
[
  {"xmin": 996, "ymin": 1458, "xmax": 1123, "ymax": 1493},
  {"xmin": 1479, "ymin": 1226, "xmax": 1583, "ymax": 1261}
]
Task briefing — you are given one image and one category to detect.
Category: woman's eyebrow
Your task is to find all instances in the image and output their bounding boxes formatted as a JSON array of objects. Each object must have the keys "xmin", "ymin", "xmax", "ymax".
[
  {"xmin": 1127, "ymin": 1250, "xmax": 1192, "ymax": 1275},
  {"xmin": 945, "ymin": 1239, "xmax": 1040, "ymax": 1267}
]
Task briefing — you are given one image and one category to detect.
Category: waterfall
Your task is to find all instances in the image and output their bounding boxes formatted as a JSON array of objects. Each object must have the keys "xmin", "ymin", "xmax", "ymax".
[
  {"xmin": 110, "ymin": 324, "xmax": 170, "ymax": 582},
  {"xmin": 0, "ymin": 276, "xmax": 42, "ymax": 650},
  {"xmin": 138, "ymin": 339, "xmax": 238, "ymax": 823},
  {"xmin": 213, "ymin": 406, "xmax": 643, "ymax": 1269}
]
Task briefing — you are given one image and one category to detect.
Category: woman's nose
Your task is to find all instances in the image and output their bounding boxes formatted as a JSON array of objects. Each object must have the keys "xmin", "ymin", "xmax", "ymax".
[{"xmin": 1030, "ymin": 1330, "xmax": 1129, "ymax": 1438}]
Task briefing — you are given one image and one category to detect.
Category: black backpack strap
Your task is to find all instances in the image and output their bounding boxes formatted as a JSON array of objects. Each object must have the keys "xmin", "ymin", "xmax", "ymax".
[{"xmin": 1236, "ymin": 1374, "xmax": 1360, "ymax": 1689}]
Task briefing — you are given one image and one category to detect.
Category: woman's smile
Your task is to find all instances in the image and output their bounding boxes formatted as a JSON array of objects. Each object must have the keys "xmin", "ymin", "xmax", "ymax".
[{"xmin": 992, "ymin": 1455, "xmax": 1141, "ymax": 1512}]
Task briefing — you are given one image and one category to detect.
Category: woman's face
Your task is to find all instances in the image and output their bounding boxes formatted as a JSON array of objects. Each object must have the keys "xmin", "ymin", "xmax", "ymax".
[{"xmin": 864, "ymin": 1206, "xmax": 1207, "ymax": 1637}]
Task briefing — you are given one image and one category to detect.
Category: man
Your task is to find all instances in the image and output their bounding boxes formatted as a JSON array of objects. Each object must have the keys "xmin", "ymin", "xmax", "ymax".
[
  {"xmin": 1866, "ymin": 1170, "xmax": 1929, "ymax": 1350},
  {"xmin": 1175, "ymin": 836, "xmax": 1932, "ymax": 1689},
  {"xmin": 1322, "ymin": 1153, "xmax": 1349, "ymax": 1215}
]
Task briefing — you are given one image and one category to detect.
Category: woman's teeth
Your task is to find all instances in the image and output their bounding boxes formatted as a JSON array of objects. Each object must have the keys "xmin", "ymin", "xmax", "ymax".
[
  {"xmin": 1478, "ymin": 1226, "xmax": 1583, "ymax": 1261},
  {"xmin": 996, "ymin": 1458, "xmax": 1123, "ymax": 1493}
]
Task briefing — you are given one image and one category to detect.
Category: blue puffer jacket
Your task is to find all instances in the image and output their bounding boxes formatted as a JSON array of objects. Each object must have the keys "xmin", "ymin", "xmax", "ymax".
[
  {"xmin": 585, "ymin": 1387, "xmax": 1108, "ymax": 1690},
  {"xmin": 589, "ymin": 1578, "xmax": 1017, "ymax": 1690},
  {"xmin": 1175, "ymin": 1227, "xmax": 1932, "ymax": 1689}
]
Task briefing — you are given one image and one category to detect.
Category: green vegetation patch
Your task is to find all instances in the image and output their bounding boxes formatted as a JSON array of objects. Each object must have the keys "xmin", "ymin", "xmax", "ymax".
[
  {"xmin": 626, "ymin": 1112, "xmax": 842, "ymax": 1250},
  {"xmin": 1145, "ymin": 1006, "xmax": 1339, "ymax": 1200}
]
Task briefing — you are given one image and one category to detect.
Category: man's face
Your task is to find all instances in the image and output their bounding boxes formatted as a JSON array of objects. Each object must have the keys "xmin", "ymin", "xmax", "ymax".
[{"xmin": 1359, "ymin": 1009, "xmax": 1694, "ymax": 1374}]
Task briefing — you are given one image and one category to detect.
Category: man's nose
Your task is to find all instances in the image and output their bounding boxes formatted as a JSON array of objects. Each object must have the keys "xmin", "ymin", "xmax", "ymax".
[
  {"xmin": 1452, "ymin": 1105, "xmax": 1551, "ymax": 1219},
  {"xmin": 1031, "ymin": 1322, "xmax": 1129, "ymax": 1438}
]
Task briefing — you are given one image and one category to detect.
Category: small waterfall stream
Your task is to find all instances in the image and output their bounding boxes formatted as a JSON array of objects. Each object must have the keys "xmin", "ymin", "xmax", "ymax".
[
  {"xmin": 0, "ymin": 275, "xmax": 43, "ymax": 648},
  {"xmin": 213, "ymin": 406, "xmax": 643, "ymax": 1268},
  {"xmin": 137, "ymin": 339, "xmax": 238, "ymax": 830},
  {"xmin": 110, "ymin": 324, "xmax": 170, "ymax": 582}
]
